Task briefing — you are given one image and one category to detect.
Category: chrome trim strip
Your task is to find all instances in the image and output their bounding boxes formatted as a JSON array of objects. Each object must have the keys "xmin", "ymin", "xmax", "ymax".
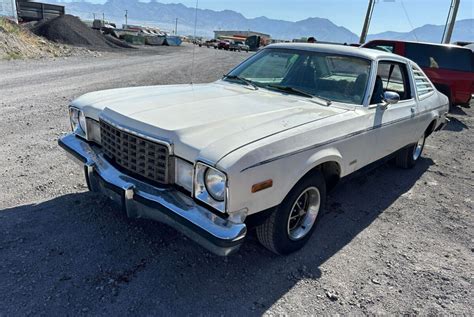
[
  {"xmin": 240, "ymin": 104, "xmax": 446, "ymax": 172},
  {"xmin": 99, "ymin": 116, "xmax": 174, "ymax": 154}
]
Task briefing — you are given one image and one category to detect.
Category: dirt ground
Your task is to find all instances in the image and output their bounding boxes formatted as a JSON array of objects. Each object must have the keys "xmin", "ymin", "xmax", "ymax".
[{"xmin": 0, "ymin": 44, "xmax": 472, "ymax": 315}]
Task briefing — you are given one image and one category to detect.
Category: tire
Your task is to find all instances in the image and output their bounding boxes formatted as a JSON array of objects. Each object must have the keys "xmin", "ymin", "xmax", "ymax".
[
  {"xmin": 256, "ymin": 171, "xmax": 326, "ymax": 255},
  {"xmin": 395, "ymin": 134, "xmax": 426, "ymax": 169}
]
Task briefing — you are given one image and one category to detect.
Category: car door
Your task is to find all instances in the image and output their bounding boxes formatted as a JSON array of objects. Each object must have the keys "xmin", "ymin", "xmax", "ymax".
[{"xmin": 369, "ymin": 59, "xmax": 419, "ymax": 159}]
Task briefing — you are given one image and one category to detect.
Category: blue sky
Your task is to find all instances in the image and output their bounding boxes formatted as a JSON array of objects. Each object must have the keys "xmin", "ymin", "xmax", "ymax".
[{"xmin": 60, "ymin": 0, "xmax": 473, "ymax": 34}]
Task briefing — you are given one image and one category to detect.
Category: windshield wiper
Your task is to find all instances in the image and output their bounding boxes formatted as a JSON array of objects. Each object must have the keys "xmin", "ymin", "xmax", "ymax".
[
  {"xmin": 266, "ymin": 84, "xmax": 314, "ymax": 98},
  {"xmin": 312, "ymin": 94, "xmax": 333, "ymax": 106},
  {"xmin": 223, "ymin": 75, "xmax": 258, "ymax": 90},
  {"xmin": 266, "ymin": 84, "xmax": 332, "ymax": 106}
]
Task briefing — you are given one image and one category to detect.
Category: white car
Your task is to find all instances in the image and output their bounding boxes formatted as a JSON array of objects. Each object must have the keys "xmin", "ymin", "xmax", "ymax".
[{"xmin": 59, "ymin": 43, "xmax": 449, "ymax": 256}]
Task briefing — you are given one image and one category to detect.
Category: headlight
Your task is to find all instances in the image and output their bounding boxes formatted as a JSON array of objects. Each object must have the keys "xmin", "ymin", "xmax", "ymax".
[
  {"xmin": 194, "ymin": 162, "xmax": 227, "ymax": 213},
  {"xmin": 69, "ymin": 106, "xmax": 101, "ymax": 144},
  {"xmin": 69, "ymin": 107, "xmax": 87, "ymax": 138},
  {"xmin": 205, "ymin": 168, "xmax": 226, "ymax": 201},
  {"xmin": 175, "ymin": 158, "xmax": 193, "ymax": 192}
]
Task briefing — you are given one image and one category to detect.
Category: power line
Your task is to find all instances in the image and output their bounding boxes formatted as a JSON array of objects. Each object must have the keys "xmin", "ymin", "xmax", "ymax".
[{"xmin": 400, "ymin": 0, "xmax": 419, "ymax": 41}]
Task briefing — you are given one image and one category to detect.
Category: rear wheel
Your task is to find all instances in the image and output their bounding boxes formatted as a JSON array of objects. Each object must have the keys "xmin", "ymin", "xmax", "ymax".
[
  {"xmin": 395, "ymin": 134, "xmax": 426, "ymax": 169},
  {"xmin": 256, "ymin": 172, "xmax": 326, "ymax": 255}
]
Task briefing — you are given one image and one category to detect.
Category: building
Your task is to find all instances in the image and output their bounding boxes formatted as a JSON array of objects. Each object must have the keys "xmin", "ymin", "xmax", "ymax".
[
  {"xmin": 214, "ymin": 30, "xmax": 271, "ymax": 41},
  {"xmin": 0, "ymin": 0, "xmax": 18, "ymax": 22}
]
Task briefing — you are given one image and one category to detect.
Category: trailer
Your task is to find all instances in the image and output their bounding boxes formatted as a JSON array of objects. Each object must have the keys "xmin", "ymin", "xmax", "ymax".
[{"xmin": 17, "ymin": 0, "xmax": 64, "ymax": 22}]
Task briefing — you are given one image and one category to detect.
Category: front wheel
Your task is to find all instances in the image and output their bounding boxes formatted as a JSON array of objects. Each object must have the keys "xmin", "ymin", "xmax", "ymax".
[
  {"xmin": 395, "ymin": 134, "xmax": 426, "ymax": 169},
  {"xmin": 256, "ymin": 172, "xmax": 326, "ymax": 255}
]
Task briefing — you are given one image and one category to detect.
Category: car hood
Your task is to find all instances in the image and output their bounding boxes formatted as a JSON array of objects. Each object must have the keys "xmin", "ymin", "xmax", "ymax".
[{"xmin": 73, "ymin": 81, "xmax": 348, "ymax": 164}]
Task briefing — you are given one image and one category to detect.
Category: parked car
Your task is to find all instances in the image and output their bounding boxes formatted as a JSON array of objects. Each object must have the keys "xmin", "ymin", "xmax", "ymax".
[
  {"xmin": 229, "ymin": 40, "xmax": 250, "ymax": 52},
  {"xmin": 59, "ymin": 43, "xmax": 449, "ymax": 256},
  {"xmin": 217, "ymin": 40, "xmax": 230, "ymax": 50},
  {"xmin": 363, "ymin": 40, "xmax": 474, "ymax": 107},
  {"xmin": 204, "ymin": 39, "xmax": 218, "ymax": 49}
]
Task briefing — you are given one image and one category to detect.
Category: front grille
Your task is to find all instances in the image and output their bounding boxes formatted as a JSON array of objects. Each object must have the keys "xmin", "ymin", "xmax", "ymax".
[{"xmin": 100, "ymin": 120, "xmax": 170, "ymax": 184}]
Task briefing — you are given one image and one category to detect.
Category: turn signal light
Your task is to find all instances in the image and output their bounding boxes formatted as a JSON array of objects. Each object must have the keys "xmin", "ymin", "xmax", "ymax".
[{"xmin": 251, "ymin": 179, "xmax": 273, "ymax": 193}]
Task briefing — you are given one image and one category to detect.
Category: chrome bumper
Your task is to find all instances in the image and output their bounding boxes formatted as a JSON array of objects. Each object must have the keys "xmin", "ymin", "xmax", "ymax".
[{"xmin": 58, "ymin": 134, "xmax": 246, "ymax": 256}]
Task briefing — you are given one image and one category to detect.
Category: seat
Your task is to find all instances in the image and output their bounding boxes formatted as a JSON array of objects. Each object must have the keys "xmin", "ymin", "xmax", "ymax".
[
  {"xmin": 352, "ymin": 73, "xmax": 367, "ymax": 95},
  {"xmin": 281, "ymin": 63, "xmax": 316, "ymax": 91},
  {"xmin": 370, "ymin": 75, "xmax": 384, "ymax": 104},
  {"xmin": 351, "ymin": 73, "xmax": 368, "ymax": 103}
]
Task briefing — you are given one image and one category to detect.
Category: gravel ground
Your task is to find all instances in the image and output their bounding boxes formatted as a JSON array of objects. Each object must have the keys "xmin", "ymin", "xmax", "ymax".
[{"xmin": 0, "ymin": 44, "xmax": 472, "ymax": 315}]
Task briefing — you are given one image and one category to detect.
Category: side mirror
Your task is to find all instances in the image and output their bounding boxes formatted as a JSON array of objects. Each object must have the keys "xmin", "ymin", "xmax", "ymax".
[
  {"xmin": 379, "ymin": 91, "xmax": 400, "ymax": 110},
  {"xmin": 383, "ymin": 91, "xmax": 400, "ymax": 105}
]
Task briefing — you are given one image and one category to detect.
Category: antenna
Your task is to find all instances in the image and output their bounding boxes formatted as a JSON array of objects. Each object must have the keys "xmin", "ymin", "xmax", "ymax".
[{"xmin": 190, "ymin": 0, "xmax": 199, "ymax": 85}]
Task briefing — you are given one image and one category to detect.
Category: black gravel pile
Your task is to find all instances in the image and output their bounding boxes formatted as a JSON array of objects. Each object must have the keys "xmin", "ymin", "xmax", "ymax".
[{"xmin": 32, "ymin": 15, "xmax": 123, "ymax": 49}]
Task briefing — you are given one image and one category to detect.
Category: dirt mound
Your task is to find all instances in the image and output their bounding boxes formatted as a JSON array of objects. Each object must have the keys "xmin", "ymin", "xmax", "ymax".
[
  {"xmin": 0, "ymin": 17, "xmax": 90, "ymax": 60},
  {"xmin": 32, "ymin": 15, "xmax": 117, "ymax": 49},
  {"xmin": 104, "ymin": 34, "xmax": 136, "ymax": 49}
]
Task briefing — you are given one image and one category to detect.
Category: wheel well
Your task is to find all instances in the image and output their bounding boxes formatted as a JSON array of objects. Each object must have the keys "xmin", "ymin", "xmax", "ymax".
[
  {"xmin": 305, "ymin": 161, "xmax": 341, "ymax": 192},
  {"xmin": 425, "ymin": 120, "xmax": 437, "ymax": 137}
]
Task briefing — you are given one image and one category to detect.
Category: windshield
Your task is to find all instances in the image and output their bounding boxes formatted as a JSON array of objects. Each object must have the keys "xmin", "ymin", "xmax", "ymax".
[{"xmin": 227, "ymin": 48, "xmax": 372, "ymax": 105}]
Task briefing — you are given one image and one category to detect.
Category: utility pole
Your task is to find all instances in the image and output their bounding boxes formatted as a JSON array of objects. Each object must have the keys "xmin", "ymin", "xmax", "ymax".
[
  {"xmin": 125, "ymin": 10, "xmax": 128, "ymax": 27},
  {"xmin": 359, "ymin": 0, "xmax": 376, "ymax": 44},
  {"xmin": 102, "ymin": 12, "xmax": 105, "ymax": 25},
  {"xmin": 175, "ymin": 18, "xmax": 178, "ymax": 35},
  {"xmin": 93, "ymin": 13, "xmax": 96, "ymax": 20},
  {"xmin": 442, "ymin": 0, "xmax": 460, "ymax": 44}
]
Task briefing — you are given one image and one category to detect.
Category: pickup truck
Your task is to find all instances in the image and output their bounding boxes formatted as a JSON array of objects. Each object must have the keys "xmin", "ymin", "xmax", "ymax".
[
  {"xmin": 59, "ymin": 43, "xmax": 449, "ymax": 256},
  {"xmin": 229, "ymin": 41, "xmax": 250, "ymax": 52},
  {"xmin": 217, "ymin": 40, "xmax": 230, "ymax": 50},
  {"xmin": 363, "ymin": 40, "xmax": 474, "ymax": 107}
]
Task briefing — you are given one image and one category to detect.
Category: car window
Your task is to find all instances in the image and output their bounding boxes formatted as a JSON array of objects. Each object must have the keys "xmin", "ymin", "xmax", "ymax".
[
  {"xmin": 371, "ymin": 61, "xmax": 411, "ymax": 104},
  {"xmin": 368, "ymin": 44, "xmax": 394, "ymax": 53},
  {"xmin": 405, "ymin": 43, "xmax": 473, "ymax": 72},
  {"xmin": 411, "ymin": 65, "xmax": 434, "ymax": 99},
  {"xmin": 230, "ymin": 48, "xmax": 372, "ymax": 105}
]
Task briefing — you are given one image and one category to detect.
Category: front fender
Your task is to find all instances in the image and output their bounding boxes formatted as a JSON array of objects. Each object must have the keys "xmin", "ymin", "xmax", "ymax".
[
  {"xmin": 224, "ymin": 146, "xmax": 344, "ymax": 216},
  {"xmin": 277, "ymin": 147, "xmax": 343, "ymax": 199}
]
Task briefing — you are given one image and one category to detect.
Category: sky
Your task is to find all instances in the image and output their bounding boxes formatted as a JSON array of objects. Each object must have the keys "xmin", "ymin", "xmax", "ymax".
[{"xmin": 59, "ymin": 0, "xmax": 473, "ymax": 34}]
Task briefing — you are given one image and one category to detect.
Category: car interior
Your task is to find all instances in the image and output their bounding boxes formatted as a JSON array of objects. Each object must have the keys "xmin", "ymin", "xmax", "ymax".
[{"xmin": 370, "ymin": 62, "xmax": 412, "ymax": 104}]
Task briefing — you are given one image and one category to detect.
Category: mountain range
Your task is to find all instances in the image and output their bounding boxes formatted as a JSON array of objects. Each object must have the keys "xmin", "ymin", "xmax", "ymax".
[{"xmin": 48, "ymin": 0, "xmax": 473, "ymax": 43}]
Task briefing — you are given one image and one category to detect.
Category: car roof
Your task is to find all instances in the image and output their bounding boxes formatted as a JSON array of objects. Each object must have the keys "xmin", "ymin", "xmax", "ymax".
[{"xmin": 266, "ymin": 43, "xmax": 410, "ymax": 63}]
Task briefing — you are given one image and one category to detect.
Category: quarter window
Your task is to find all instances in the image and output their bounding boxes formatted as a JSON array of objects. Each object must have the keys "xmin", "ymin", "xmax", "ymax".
[{"xmin": 412, "ymin": 65, "xmax": 434, "ymax": 98}]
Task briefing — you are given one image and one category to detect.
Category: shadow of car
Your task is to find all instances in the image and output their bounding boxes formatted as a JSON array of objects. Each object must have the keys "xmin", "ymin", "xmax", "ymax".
[{"xmin": 0, "ymin": 158, "xmax": 432, "ymax": 315}]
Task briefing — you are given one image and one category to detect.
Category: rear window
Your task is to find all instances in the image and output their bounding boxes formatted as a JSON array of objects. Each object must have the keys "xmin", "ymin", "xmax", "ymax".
[{"xmin": 405, "ymin": 43, "xmax": 473, "ymax": 72}]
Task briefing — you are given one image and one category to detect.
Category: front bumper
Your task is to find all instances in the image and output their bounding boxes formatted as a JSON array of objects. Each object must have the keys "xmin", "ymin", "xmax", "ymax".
[{"xmin": 58, "ymin": 134, "xmax": 246, "ymax": 256}]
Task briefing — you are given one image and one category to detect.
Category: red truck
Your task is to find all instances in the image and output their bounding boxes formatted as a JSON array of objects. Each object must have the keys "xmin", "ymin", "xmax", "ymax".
[{"xmin": 363, "ymin": 40, "xmax": 474, "ymax": 107}]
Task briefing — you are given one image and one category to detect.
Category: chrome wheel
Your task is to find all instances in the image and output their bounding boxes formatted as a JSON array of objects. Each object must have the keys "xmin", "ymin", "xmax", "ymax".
[
  {"xmin": 287, "ymin": 187, "xmax": 321, "ymax": 241},
  {"xmin": 412, "ymin": 135, "xmax": 425, "ymax": 161}
]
